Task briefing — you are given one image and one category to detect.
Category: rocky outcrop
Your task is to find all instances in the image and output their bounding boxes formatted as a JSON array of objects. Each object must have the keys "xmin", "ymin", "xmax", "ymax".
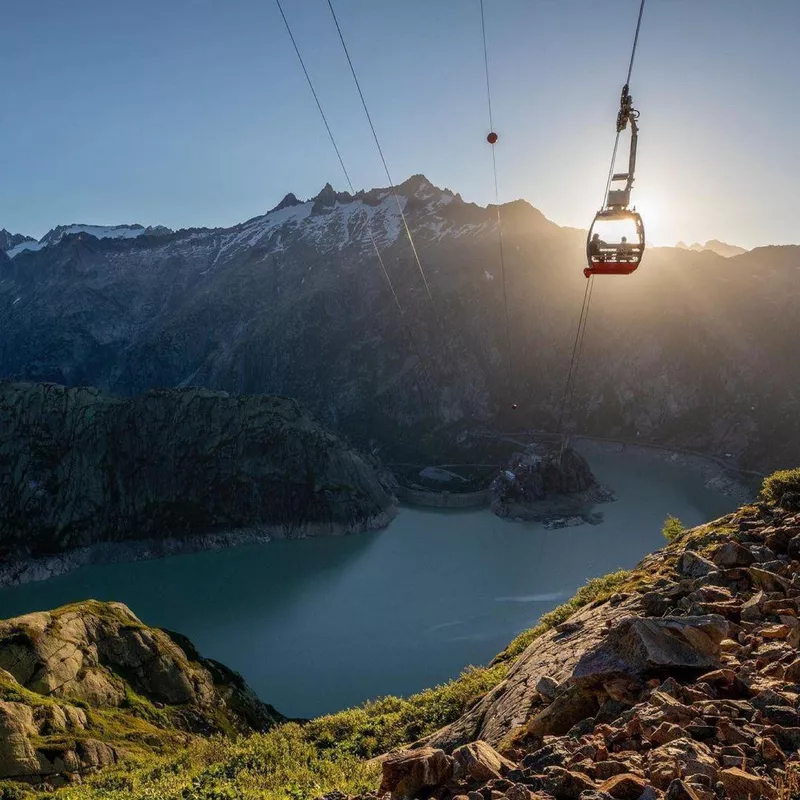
[
  {"xmin": 378, "ymin": 747, "xmax": 454, "ymax": 799},
  {"xmin": 0, "ymin": 382, "xmax": 394, "ymax": 584},
  {"xmin": 372, "ymin": 501, "xmax": 800, "ymax": 800},
  {"xmin": 490, "ymin": 447, "xmax": 615, "ymax": 525},
  {"xmin": 0, "ymin": 600, "xmax": 282, "ymax": 785}
]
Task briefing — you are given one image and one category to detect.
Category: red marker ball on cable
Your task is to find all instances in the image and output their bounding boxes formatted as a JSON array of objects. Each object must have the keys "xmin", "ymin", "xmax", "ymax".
[{"xmin": 487, "ymin": 132, "xmax": 498, "ymax": 144}]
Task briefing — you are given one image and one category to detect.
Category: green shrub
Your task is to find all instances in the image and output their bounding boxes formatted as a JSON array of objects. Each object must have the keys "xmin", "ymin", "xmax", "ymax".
[
  {"xmin": 662, "ymin": 515, "xmax": 685, "ymax": 542},
  {"xmin": 760, "ymin": 468, "xmax": 800, "ymax": 509},
  {"xmin": 57, "ymin": 725, "xmax": 379, "ymax": 800},
  {"xmin": 0, "ymin": 783, "xmax": 33, "ymax": 800}
]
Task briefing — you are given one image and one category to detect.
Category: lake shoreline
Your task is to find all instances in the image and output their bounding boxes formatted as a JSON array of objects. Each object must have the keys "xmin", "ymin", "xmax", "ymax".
[
  {"xmin": 0, "ymin": 441, "xmax": 757, "ymax": 591},
  {"xmin": 572, "ymin": 437, "xmax": 758, "ymax": 505},
  {"xmin": 0, "ymin": 508, "xmax": 396, "ymax": 589}
]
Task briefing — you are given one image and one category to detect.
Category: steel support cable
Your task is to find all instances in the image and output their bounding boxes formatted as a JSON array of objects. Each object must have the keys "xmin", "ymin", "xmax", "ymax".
[
  {"xmin": 560, "ymin": 0, "xmax": 646, "ymax": 451},
  {"xmin": 275, "ymin": 0, "xmax": 432, "ymax": 403},
  {"xmin": 601, "ymin": 0, "xmax": 646, "ymax": 208},
  {"xmin": 557, "ymin": 276, "xmax": 596, "ymax": 459},
  {"xmin": 625, "ymin": 0, "xmax": 647, "ymax": 86},
  {"xmin": 326, "ymin": 0, "xmax": 434, "ymax": 303},
  {"xmin": 480, "ymin": 0, "xmax": 513, "ymax": 393},
  {"xmin": 556, "ymin": 276, "xmax": 592, "ymax": 438},
  {"xmin": 275, "ymin": 0, "xmax": 403, "ymax": 315},
  {"xmin": 573, "ymin": 274, "xmax": 595, "ymax": 382}
]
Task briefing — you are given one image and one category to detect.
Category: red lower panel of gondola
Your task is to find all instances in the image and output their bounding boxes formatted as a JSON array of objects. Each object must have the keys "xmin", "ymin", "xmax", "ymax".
[{"xmin": 584, "ymin": 260, "xmax": 639, "ymax": 278}]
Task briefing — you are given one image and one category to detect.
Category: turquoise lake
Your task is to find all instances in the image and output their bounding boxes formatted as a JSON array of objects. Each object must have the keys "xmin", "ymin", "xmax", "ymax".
[{"xmin": 0, "ymin": 450, "xmax": 740, "ymax": 718}]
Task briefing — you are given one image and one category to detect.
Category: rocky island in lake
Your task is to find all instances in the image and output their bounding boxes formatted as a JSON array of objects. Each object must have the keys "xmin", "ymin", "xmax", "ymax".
[{"xmin": 490, "ymin": 446, "xmax": 616, "ymax": 526}]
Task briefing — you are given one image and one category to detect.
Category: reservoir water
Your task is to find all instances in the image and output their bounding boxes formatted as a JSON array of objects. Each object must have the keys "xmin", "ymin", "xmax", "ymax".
[{"xmin": 0, "ymin": 450, "xmax": 742, "ymax": 718}]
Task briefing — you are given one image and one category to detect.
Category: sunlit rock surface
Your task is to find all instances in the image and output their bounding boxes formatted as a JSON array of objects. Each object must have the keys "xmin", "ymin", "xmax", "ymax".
[{"xmin": 0, "ymin": 600, "xmax": 282, "ymax": 785}]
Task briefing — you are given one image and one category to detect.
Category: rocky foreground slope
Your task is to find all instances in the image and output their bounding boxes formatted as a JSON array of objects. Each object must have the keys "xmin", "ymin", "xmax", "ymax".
[
  {"xmin": 0, "ymin": 601, "xmax": 282, "ymax": 787},
  {"xmin": 0, "ymin": 382, "xmax": 394, "ymax": 585},
  {"xmin": 373, "ymin": 483, "xmax": 800, "ymax": 800}
]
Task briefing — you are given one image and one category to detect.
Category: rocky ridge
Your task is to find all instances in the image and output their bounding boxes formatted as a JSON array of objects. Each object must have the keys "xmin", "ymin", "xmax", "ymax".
[
  {"xmin": 3, "ymin": 176, "xmax": 800, "ymax": 470},
  {"xmin": 0, "ymin": 601, "xmax": 282, "ymax": 787},
  {"xmin": 675, "ymin": 241, "xmax": 748, "ymax": 258},
  {"xmin": 0, "ymin": 229, "xmax": 36, "ymax": 254},
  {"xmin": 353, "ymin": 494, "xmax": 800, "ymax": 799},
  {"xmin": 0, "ymin": 381, "xmax": 394, "ymax": 586}
]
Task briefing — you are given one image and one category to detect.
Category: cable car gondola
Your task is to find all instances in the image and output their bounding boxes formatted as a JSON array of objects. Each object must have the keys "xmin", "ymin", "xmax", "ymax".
[{"xmin": 584, "ymin": 86, "xmax": 645, "ymax": 278}]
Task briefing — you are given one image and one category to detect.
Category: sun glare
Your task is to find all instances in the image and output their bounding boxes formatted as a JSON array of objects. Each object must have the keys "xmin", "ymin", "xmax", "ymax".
[{"xmin": 631, "ymin": 191, "xmax": 668, "ymax": 246}]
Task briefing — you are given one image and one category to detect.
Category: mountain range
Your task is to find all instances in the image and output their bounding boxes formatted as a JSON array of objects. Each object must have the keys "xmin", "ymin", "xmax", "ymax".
[
  {"xmin": 2, "ymin": 175, "xmax": 798, "ymax": 469},
  {"xmin": 675, "ymin": 239, "xmax": 749, "ymax": 258}
]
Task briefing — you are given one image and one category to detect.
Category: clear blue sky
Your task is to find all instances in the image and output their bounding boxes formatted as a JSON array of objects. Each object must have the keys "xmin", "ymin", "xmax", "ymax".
[{"xmin": 3, "ymin": 0, "xmax": 799, "ymax": 248}]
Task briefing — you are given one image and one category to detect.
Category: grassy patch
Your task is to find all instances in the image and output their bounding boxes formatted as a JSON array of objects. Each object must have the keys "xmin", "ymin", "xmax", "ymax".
[
  {"xmin": 120, "ymin": 685, "xmax": 171, "ymax": 728},
  {"xmin": 0, "ymin": 671, "xmax": 59, "ymax": 709},
  {"xmin": 54, "ymin": 724, "xmax": 379, "ymax": 800},
  {"xmin": 305, "ymin": 662, "xmax": 507, "ymax": 761},
  {"xmin": 49, "ymin": 600, "xmax": 145, "ymax": 630},
  {"xmin": 0, "ymin": 782, "xmax": 34, "ymax": 800}
]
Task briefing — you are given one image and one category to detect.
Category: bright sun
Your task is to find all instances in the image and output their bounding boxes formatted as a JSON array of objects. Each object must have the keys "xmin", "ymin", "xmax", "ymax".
[{"xmin": 632, "ymin": 191, "xmax": 668, "ymax": 246}]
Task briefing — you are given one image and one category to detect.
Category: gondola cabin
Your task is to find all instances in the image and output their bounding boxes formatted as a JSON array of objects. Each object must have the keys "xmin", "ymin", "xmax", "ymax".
[{"xmin": 584, "ymin": 207, "xmax": 645, "ymax": 278}]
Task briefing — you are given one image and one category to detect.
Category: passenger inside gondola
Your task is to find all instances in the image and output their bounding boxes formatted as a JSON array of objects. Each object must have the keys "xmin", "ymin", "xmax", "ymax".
[
  {"xmin": 618, "ymin": 236, "xmax": 634, "ymax": 261},
  {"xmin": 589, "ymin": 233, "xmax": 607, "ymax": 261}
]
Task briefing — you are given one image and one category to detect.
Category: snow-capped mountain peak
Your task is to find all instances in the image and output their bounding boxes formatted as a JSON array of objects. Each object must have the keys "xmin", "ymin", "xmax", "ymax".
[
  {"xmin": 0, "ymin": 229, "xmax": 36, "ymax": 254},
  {"xmin": 7, "ymin": 223, "xmax": 173, "ymax": 258}
]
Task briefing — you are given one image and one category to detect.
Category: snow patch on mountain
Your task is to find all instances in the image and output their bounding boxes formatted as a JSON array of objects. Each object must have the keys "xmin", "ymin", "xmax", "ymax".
[
  {"xmin": 213, "ymin": 190, "xmax": 407, "ymax": 264},
  {"xmin": 7, "ymin": 224, "xmax": 172, "ymax": 258}
]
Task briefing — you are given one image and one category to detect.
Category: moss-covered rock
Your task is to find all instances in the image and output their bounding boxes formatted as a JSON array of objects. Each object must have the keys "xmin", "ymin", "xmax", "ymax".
[{"xmin": 0, "ymin": 601, "xmax": 282, "ymax": 786}]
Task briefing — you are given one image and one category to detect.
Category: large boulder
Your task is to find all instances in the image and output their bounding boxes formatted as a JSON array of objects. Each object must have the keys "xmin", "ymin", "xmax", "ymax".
[
  {"xmin": 597, "ymin": 774, "xmax": 648, "ymax": 800},
  {"xmin": 573, "ymin": 616, "xmax": 728, "ymax": 684},
  {"xmin": 677, "ymin": 552, "xmax": 716, "ymax": 579},
  {"xmin": 539, "ymin": 766, "xmax": 596, "ymax": 799},
  {"xmin": 379, "ymin": 747, "xmax": 454, "ymax": 799},
  {"xmin": 717, "ymin": 767, "xmax": 777, "ymax": 800},
  {"xmin": 452, "ymin": 740, "xmax": 514, "ymax": 782},
  {"xmin": 711, "ymin": 541, "xmax": 756, "ymax": 568},
  {"xmin": 0, "ymin": 701, "xmax": 41, "ymax": 779},
  {"xmin": 527, "ymin": 684, "xmax": 600, "ymax": 737}
]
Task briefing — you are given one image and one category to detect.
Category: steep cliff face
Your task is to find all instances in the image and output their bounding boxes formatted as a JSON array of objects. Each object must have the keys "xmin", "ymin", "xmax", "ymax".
[
  {"xmin": 0, "ymin": 382, "xmax": 394, "ymax": 570},
  {"xmin": 2, "ymin": 177, "xmax": 798, "ymax": 470},
  {"xmin": 0, "ymin": 600, "xmax": 282, "ymax": 786}
]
